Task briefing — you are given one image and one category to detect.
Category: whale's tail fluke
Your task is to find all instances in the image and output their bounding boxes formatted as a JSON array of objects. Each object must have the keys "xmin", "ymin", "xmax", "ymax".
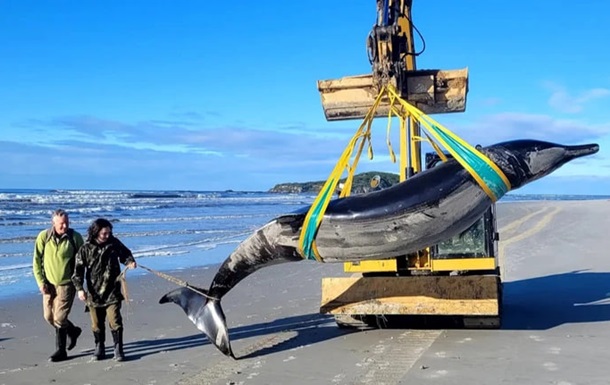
[{"xmin": 160, "ymin": 287, "xmax": 234, "ymax": 358}]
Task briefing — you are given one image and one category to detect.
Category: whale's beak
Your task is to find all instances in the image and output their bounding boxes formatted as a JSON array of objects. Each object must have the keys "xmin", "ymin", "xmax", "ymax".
[{"xmin": 565, "ymin": 143, "xmax": 600, "ymax": 159}]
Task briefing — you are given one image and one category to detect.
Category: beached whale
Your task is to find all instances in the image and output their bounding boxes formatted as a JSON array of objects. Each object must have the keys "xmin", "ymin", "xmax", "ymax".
[{"xmin": 160, "ymin": 139, "xmax": 599, "ymax": 358}]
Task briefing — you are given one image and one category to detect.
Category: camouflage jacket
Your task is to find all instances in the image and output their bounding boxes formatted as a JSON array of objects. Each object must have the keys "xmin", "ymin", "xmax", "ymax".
[{"xmin": 72, "ymin": 237, "xmax": 135, "ymax": 307}]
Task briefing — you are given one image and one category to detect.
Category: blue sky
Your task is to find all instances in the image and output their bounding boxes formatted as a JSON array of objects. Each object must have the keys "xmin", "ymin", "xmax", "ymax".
[{"xmin": 1, "ymin": 1, "xmax": 609, "ymax": 194}]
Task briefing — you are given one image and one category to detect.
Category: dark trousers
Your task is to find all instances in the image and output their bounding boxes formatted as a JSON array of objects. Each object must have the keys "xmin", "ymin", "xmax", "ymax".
[{"xmin": 88, "ymin": 303, "xmax": 123, "ymax": 332}]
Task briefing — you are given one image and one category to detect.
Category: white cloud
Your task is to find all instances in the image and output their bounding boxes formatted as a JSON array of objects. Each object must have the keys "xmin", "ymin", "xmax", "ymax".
[
  {"xmin": 545, "ymin": 82, "xmax": 610, "ymax": 113},
  {"xmin": 4, "ymin": 110, "xmax": 610, "ymax": 191},
  {"xmin": 451, "ymin": 112, "xmax": 610, "ymax": 146}
]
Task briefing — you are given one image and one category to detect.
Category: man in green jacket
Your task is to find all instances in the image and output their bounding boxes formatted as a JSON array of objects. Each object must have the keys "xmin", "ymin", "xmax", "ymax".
[{"xmin": 33, "ymin": 209, "xmax": 85, "ymax": 362}]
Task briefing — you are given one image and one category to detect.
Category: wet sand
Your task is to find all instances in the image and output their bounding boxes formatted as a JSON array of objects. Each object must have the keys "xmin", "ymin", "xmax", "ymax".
[{"xmin": 1, "ymin": 200, "xmax": 610, "ymax": 385}]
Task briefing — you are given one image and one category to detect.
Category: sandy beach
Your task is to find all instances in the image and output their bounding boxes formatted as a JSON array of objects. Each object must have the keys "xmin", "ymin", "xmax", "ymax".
[{"xmin": 2, "ymin": 200, "xmax": 610, "ymax": 385}]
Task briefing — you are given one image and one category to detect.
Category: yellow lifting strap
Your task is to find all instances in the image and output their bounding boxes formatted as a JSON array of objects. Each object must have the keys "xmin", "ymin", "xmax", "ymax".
[
  {"xmin": 385, "ymin": 85, "xmax": 511, "ymax": 199},
  {"xmin": 297, "ymin": 90, "xmax": 384, "ymax": 261},
  {"xmin": 298, "ymin": 85, "xmax": 511, "ymax": 261}
]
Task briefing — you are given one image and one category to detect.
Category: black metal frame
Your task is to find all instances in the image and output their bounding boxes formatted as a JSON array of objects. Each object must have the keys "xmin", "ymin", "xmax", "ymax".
[{"xmin": 424, "ymin": 152, "xmax": 498, "ymax": 260}]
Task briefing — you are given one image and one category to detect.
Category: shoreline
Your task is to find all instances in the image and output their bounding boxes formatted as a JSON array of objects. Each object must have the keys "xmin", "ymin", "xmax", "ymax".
[
  {"xmin": 0, "ymin": 198, "xmax": 610, "ymax": 301},
  {"xmin": 0, "ymin": 263, "xmax": 223, "ymax": 304},
  {"xmin": 3, "ymin": 198, "xmax": 609, "ymax": 302},
  {"xmin": 2, "ymin": 199, "xmax": 610, "ymax": 384},
  {"xmin": 0, "ymin": 239, "xmax": 242, "ymax": 302}
]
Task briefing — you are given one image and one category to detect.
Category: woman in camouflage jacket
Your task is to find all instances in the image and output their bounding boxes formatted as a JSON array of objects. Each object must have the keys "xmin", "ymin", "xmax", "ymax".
[{"xmin": 72, "ymin": 218, "xmax": 136, "ymax": 361}]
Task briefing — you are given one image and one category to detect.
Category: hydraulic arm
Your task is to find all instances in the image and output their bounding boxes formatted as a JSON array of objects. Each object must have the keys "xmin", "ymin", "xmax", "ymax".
[{"xmin": 318, "ymin": 0, "xmax": 468, "ymax": 121}]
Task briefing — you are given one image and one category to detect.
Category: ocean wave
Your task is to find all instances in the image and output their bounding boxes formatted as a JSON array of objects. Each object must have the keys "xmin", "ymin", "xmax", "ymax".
[
  {"xmin": 0, "ymin": 276, "xmax": 19, "ymax": 285},
  {"xmin": 0, "ymin": 252, "xmax": 31, "ymax": 258},
  {"xmin": 112, "ymin": 213, "xmax": 271, "ymax": 224},
  {"xmin": 0, "ymin": 192, "xmax": 310, "ymax": 224},
  {"xmin": 0, "ymin": 234, "xmax": 39, "ymax": 243},
  {"xmin": 130, "ymin": 193, "xmax": 184, "ymax": 199},
  {"xmin": 0, "ymin": 198, "xmax": 32, "ymax": 203},
  {"xmin": 131, "ymin": 232, "xmax": 246, "ymax": 259},
  {"xmin": 0, "ymin": 263, "xmax": 31, "ymax": 272},
  {"xmin": 134, "ymin": 250, "xmax": 190, "ymax": 258},
  {"xmin": 0, "ymin": 212, "xmax": 277, "ymax": 227},
  {"xmin": 0, "ymin": 227, "xmax": 251, "ymax": 247},
  {"xmin": 123, "ymin": 228, "xmax": 242, "ymax": 238}
]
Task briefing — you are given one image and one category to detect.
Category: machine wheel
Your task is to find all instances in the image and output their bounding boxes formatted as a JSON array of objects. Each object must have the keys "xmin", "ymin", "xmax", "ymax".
[
  {"xmin": 334, "ymin": 314, "xmax": 376, "ymax": 329},
  {"xmin": 462, "ymin": 316, "xmax": 501, "ymax": 329}
]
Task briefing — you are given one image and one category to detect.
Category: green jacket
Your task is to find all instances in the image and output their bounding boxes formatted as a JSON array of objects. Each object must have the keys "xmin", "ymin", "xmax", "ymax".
[{"xmin": 33, "ymin": 228, "xmax": 84, "ymax": 287}]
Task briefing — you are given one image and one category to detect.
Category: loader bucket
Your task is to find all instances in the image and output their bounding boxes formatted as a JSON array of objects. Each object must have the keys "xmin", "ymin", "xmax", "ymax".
[{"xmin": 317, "ymin": 68, "xmax": 469, "ymax": 121}]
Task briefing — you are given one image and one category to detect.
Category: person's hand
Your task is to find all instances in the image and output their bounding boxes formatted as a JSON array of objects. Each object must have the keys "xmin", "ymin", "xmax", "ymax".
[
  {"xmin": 39, "ymin": 284, "xmax": 49, "ymax": 295},
  {"xmin": 78, "ymin": 290, "xmax": 87, "ymax": 302},
  {"xmin": 127, "ymin": 261, "xmax": 137, "ymax": 269}
]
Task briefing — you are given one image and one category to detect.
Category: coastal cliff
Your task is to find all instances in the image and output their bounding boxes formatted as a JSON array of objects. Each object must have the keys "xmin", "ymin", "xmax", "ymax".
[{"xmin": 268, "ymin": 171, "xmax": 399, "ymax": 194}]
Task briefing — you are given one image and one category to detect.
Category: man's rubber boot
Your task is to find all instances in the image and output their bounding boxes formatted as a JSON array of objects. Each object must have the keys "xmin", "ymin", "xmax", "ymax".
[
  {"xmin": 49, "ymin": 328, "xmax": 68, "ymax": 362},
  {"xmin": 93, "ymin": 331, "xmax": 106, "ymax": 361},
  {"xmin": 111, "ymin": 329, "xmax": 125, "ymax": 362},
  {"xmin": 67, "ymin": 323, "xmax": 82, "ymax": 351}
]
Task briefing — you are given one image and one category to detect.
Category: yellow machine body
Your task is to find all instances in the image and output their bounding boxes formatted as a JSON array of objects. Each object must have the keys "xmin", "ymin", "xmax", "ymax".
[{"xmin": 344, "ymin": 258, "xmax": 497, "ymax": 274}]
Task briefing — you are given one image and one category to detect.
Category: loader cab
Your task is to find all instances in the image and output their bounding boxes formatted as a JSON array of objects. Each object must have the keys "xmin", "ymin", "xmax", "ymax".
[{"xmin": 425, "ymin": 151, "xmax": 499, "ymax": 271}]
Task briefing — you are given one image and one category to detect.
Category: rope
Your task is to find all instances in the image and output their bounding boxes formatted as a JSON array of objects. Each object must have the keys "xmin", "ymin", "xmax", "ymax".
[
  {"xmin": 117, "ymin": 268, "xmax": 130, "ymax": 302},
  {"xmin": 137, "ymin": 264, "xmax": 218, "ymax": 301}
]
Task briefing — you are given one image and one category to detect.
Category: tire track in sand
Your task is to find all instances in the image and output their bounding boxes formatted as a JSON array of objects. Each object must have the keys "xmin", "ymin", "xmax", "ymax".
[
  {"xmin": 498, "ymin": 205, "xmax": 561, "ymax": 277},
  {"xmin": 177, "ymin": 332, "xmax": 298, "ymax": 385},
  {"xmin": 341, "ymin": 330, "xmax": 442, "ymax": 384},
  {"xmin": 176, "ymin": 327, "xmax": 441, "ymax": 384}
]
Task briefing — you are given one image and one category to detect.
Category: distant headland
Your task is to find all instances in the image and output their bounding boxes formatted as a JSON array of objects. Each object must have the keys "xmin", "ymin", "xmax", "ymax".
[{"xmin": 268, "ymin": 171, "xmax": 400, "ymax": 194}]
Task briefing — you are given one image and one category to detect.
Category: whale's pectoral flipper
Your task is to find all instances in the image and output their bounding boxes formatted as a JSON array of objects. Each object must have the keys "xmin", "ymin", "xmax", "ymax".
[{"xmin": 160, "ymin": 288, "xmax": 234, "ymax": 358}]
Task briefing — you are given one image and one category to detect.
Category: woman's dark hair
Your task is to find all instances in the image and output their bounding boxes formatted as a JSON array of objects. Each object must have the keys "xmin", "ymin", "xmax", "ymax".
[{"xmin": 87, "ymin": 218, "xmax": 113, "ymax": 242}]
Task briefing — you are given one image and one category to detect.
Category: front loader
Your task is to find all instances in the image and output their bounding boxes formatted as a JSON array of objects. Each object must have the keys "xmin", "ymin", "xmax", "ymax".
[{"xmin": 317, "ymin": 0, "xmax": 502, "ymax": 329}]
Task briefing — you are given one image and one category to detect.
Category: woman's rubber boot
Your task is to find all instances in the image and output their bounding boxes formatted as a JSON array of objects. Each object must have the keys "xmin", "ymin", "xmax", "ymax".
[
  {"xmin": 93, "ymin": 331, "xmax": 106, "ymax": 361},
  {"xmin": 66, "ymin": 323, "xmax": 82, "ymax": 351},
  {"xmin": 49, "ymin": 328, "xmax": 68, "ymax": 362},
  {"xmin": 111, "ymin": 329, "xmax": 125, "ymax": 362}
]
